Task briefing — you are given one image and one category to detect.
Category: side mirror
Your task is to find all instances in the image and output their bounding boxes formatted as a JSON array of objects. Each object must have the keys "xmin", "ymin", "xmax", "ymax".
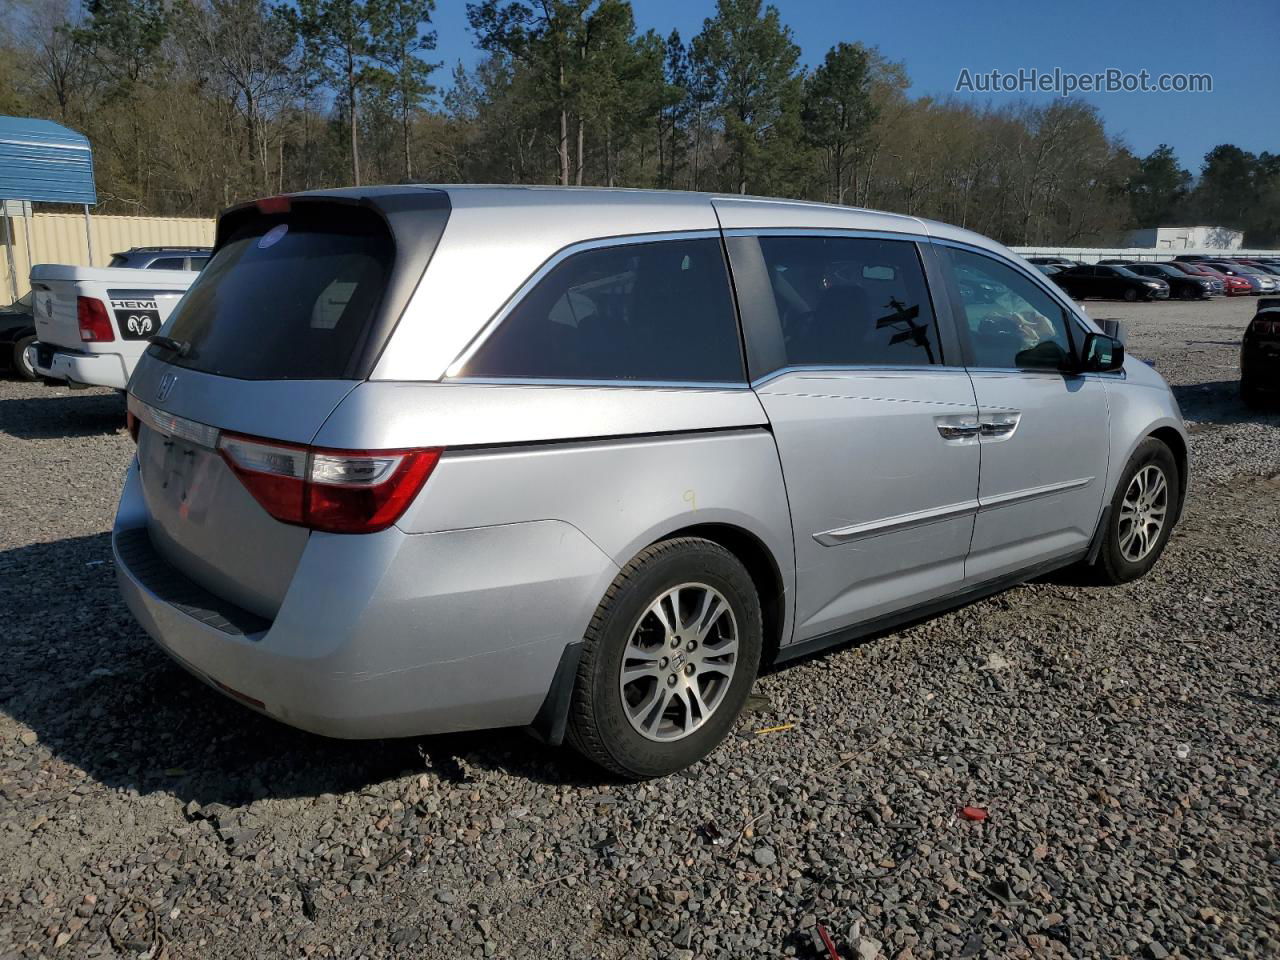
[{"xmin": 1081, "ymin": 332, "xmax": 1125, "ymax": 373}]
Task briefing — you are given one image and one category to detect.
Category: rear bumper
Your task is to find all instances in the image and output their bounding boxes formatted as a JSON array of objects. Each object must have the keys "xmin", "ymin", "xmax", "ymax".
[
  {"xmin": 113, "ymin": 459, "xmax": 618, "ymax": 739},
  {"xmin": 33, "ymin": 344, "xmax": 129, "ymax": 390}
]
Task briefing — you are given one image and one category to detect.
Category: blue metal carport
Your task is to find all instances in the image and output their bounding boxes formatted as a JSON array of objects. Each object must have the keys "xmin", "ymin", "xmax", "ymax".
[{"xmin": 0, "ymin": 117, "xmax": 98, "ymax": 301}]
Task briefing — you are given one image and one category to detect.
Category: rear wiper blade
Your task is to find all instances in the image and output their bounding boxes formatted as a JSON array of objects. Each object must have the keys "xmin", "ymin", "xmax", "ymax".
[{"xmin": 149, "ymin": 335, "xmax": 190, "ymax": 356}]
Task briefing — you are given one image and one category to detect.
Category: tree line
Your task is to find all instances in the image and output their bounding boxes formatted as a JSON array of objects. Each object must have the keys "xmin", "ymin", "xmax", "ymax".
[{"xmin": 1, "ymin": 0, "xmax": 1277, "ymax": 248}]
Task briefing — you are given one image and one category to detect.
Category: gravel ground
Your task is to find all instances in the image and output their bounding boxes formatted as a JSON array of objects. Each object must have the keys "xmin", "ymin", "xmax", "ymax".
[{"xmin": 1, "ymin": 296, "xmax": 1277, "ymax": 960}]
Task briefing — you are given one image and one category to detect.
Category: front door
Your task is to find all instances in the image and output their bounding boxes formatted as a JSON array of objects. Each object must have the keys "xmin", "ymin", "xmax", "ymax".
[
  {"xmin": 936, "ymin": 244, "xmax": 1109, "ymax": 582},
  {"xmin": 728, "ymin": 232, "xmax": 981, "ymax": 642}
]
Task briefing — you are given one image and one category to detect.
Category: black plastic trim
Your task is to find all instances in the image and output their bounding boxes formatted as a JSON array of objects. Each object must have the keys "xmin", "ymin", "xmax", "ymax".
[
  {"xmin": 774, "ymin": 549, "xmax": 1087, "ymax": 666},
  {"xmin": 444, "ymin": 423, "xmax": 770, "ymax": 456},
  {"xmin": 1085, "ymin": 504, "xmax": 1112, "ymax": 566},
  {"xmin": 114, "ymin": 527, "xmax": 271, "ymax": 637},
  {"xmin": 528, "ymin": 641, "xmax": 583, "ymax": 745}
]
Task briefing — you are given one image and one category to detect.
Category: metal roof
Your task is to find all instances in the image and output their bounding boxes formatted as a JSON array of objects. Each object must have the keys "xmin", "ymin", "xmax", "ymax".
[{"xmin": 0, "ymin": 117, "xmax": 96, "ymax": 204}]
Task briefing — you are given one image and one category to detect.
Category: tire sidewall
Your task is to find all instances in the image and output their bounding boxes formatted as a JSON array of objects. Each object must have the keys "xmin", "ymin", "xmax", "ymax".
[
  {"xmin": 585, "ymin": 544, "xmax": 761, "ymax": 778},
  {"xmin": 13, "ymin": 336, "xmax": 37, "ymax": 381},
  {"xmin": 1101, "ymin": 439, "xmax": 1180, "ymax": 582}
]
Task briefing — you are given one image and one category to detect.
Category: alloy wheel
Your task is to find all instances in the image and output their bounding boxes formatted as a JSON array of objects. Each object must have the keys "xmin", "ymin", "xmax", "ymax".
[
  {"xmin": 1118, "ymin": 464, "xmax": 1168, "ymax": 562},
  {"xmin": 618, "ymin": 582, "xmax": 738, "ymax": 742}
]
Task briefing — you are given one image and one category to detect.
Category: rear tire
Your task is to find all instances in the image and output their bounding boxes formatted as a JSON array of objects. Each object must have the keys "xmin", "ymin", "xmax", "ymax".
[
  {"xmin": 12, "ymin": 335, "xmax": 37, "ymax": 381},
  {"xmin": 566, "ymin": 537, "xmax": 762, "ymax": 779},
  {"xmin": 1091, "ymin": 438, "xmax": 1180, "ymax": 585},
  {"xmin": 1242, "ymin": 379, "xmax": 1265, "ymax": 409}
]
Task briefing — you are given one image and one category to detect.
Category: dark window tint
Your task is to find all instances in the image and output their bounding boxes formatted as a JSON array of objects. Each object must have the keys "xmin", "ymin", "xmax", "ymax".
[
  {"xmin": 755, "ymin": 235, "xmax": 940, "ymax": 368},
  {"xmin": 189, "ymin": 257, "xmax": 209, "ymax": 270},
  {"xmin": 462, "ymin": 238, "xmax": 744, "ymax": 383},
  {"xmin": 149, "ymin": 257, "xmax": 185, "ymax": 270},
  {"xmin": 943, "ymin": 247, "xmax": 1076, "ymax": 371},
  {"xmin": 158, "ymin": 207, "xmax": 393, "ymax": 380}
]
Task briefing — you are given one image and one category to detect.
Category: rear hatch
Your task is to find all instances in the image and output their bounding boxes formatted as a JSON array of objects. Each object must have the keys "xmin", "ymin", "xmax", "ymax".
[{"xmin": 127, "ymin": 189, "xmax": 450, "ymax": 619}]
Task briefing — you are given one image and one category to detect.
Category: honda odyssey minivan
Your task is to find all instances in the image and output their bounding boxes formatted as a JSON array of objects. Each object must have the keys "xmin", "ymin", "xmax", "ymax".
[{"xmin": 114, "ymin": 186, "xmax": 1188, "ymax": 778}]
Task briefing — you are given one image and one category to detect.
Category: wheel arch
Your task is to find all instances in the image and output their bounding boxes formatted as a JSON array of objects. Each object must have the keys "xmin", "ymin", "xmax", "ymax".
[
  {"xmin": 1147, "ymin": 425, "xmax": 1189, "ymax": 525},
  {"xmin": 650, "ymin": 521, "xmax": 789, "ymax": 668}
]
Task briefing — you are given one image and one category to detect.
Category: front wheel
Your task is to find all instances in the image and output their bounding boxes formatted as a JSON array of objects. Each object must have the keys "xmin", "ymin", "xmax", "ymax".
[
  {"xmin": 566, "ymin": 538, "xmax": 762, "ymax": 779},
  {"xmin": 1122, "ymin": 287, "xmax": 1139, "ymax": 302},
  {"xmin": 1091, "ymin": 438, "xmax": 1180, "ymax": 584}
]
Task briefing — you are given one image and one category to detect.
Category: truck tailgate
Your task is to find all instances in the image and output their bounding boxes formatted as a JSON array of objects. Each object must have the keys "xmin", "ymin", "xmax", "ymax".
[{"xmin": 30, "ymin": 264, "xmax": 194, "ymax": 351}]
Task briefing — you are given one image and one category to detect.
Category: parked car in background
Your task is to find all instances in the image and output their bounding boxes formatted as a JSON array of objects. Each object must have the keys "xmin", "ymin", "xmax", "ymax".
[
  {"xmin": 1241, "ymin": 297, "xmax": 1280, "ymax": 407},
  {"xmin": 113, "ymin": 185, "xmax": 1187, "ymax": 778},
  {"xmin": 30, "ymin": 263, "xmax": 197, "ymax": 390},
  {"xmin": 1167, "ymin": 262, "xmax": 1240, "ymax": 296},
  {"xmin": 108, "ymin": 246, "xmax": 212, "ymax": 271},
  {"xmin": 1120, "ymin": 262, "xmax": 1215, "ymax": 300},
  {"xmin": 1026, "ymin": 256, "xmax": 1079, "ymax": 267},
  {"xmin": 0, "ymin": 292, "xmax": 37, "ymax": 381},
  {"xmin": 1032, "ymin": 263, "xmax": 1065, "ymax": 277},
  {"xmin": 1054, "ymin": 264, "xmax": 1170, "ymax": 301},
  {"xmin": 1201, "ymin": 262, "xmax": 1274, "ymax": 294},
  {"xmin": 1236, "ymin": 260, "xmax": 1280, "ymax": 279}
]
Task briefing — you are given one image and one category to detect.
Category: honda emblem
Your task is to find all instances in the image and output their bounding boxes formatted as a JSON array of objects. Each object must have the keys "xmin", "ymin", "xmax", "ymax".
[{"xmin": 156, "ymin": 372, "xmax": 178, "ymax": 403}]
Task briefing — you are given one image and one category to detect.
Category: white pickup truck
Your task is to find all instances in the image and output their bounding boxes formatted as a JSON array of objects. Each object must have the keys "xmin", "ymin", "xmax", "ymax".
[{"xmin": 29, "ymin": 264, "xmax": 196, "ymax": 390}]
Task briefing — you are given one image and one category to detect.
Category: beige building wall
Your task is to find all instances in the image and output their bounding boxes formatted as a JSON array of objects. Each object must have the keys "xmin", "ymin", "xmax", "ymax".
[{"xmin": 1, "ymin": 212, "xmax": 215, "ymax": 304}]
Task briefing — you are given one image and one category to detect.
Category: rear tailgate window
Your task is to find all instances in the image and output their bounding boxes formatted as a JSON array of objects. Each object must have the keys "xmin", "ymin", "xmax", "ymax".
[{"xmin": 157, "ymin": 196, "xmax": 445, "ymax": 380}]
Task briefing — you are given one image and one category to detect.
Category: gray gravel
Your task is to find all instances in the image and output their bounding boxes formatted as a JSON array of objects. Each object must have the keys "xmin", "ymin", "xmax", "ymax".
[{"xmin": 2, "ymin": 296, "xmax": 1278, "ymax": 959}]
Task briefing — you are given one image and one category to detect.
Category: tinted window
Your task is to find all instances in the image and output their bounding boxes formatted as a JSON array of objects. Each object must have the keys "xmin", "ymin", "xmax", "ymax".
[
  {"xmin": 158, "ymin": 207, "xmax": 393, "ymax": 380},
  {"xmin": 943, "ymin": 247, "xmax": 1076, "ymax": 371},
  {"xmin": 754, "ymin": 235, "xmax": 940, "ymax": 368},
  {"xmin": 189, "ymin": 257, "xmax": 210, "ymax": 270},
  {"xmin": 149, "ymin": 257, "xmax": 185, "ymax": 270},
  {"xmin": 461, "ymin": 238, "xmax": 744, "ymax": 383}
]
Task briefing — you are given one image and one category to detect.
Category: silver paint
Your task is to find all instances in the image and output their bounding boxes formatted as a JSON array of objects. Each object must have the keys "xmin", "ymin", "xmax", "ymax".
[{"xmin": 111, "ymin": 186, "xmax": 1189, "ymax": 743}]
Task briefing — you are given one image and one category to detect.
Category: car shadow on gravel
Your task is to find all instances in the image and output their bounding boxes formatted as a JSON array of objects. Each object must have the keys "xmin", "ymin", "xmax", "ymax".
[
  {"xmin": 0, "ymin": 391, "xmax": 126, "ymax": 440},
  {"xmin": 0, "ymin": 533, "xmax": 610, "ymax": 808},
  {"xmin": 1171, "ymin": 380, "xmax": 1280, "ymax": 427}
]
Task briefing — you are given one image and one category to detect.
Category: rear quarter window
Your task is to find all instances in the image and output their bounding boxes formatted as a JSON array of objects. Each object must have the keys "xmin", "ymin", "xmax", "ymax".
[
  {"xmin": 459, "ymin": 237, "xmax": 745, "ymax": 384},
  {"xmin": 156, "ymin": 207, "xmax": 393, "ymax": 380}
]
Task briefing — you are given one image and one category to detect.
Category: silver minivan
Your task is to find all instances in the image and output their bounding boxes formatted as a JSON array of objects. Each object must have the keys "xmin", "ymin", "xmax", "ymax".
[{"xmin": 114, "ymin": 186, "xmax": 1187, "ymax": 778}]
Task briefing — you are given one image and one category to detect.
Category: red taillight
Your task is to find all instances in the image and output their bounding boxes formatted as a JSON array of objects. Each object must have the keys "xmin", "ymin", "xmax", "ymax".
[
  {"xmin": 1252, "ymin": 319, "xmax": 1280, "ymax": 336},
  {"xmin": 126, "ymin": 410, "xmax": 140, "ymax": 443},
  {"xmin": 77, "ymin": 297, "xmax": 115, "ymax": 342},
  {"xmin": 217, "ymin": 432, "xmax": 441, "ymax": 534}
]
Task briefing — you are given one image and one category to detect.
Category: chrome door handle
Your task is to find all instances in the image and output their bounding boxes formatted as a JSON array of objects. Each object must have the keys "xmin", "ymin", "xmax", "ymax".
[
  {"xmin": 935, "ymin": 415, "xmax": 979, "ymax": 442},
  {"xmin": 978, "ymin": 412, "xmax": 1022, "ymax": 441}
]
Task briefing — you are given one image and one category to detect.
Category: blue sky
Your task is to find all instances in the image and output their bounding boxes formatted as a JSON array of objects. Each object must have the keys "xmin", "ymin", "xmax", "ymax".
[{"xmin": 431, "ymin": 0, "xmax": 1277, "ymax": 173}]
